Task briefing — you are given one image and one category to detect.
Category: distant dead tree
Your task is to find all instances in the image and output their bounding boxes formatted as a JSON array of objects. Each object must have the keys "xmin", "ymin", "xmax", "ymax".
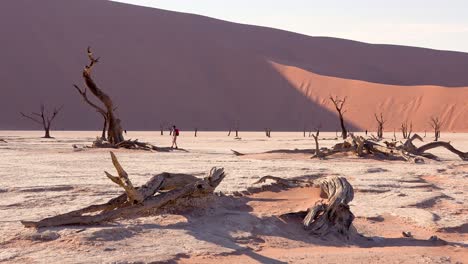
[
  {"xmin": 194, "ymin": 128, "xmax": 198, "ymax": 137},
  {"xmin": 20, "ymin": 104, "xmax": 63, "ymax": 138},
  {"xmin": 159, "ymin": 122, "xmax": 170, "ymax": 136},
  {"xmin": 400, "ymin": 120, "xmax": 412, "ymax": 139},
  {"xmin": 234, "ymin": 120, "xmax": 240, "ymax": 138},
  {"xmin": 311, "ymin": 127, "xmax": 322, "ymax": 159},
  {"xmin": 265, "ymin": 128, "xmax": 271, "ymax": 138},
  {"xmin": 227, "ymin": 128, "xmax": 232, "ymax": 137},
  {"xmin": 374, "ymin": 113, "xmax": 386, "ymax": 139},
  {"xmin": 430, "ymin": 117, "xmax": 442, "ymax": 141},
  {"xmin": 329, "ymin": 96, "xmax": 348, "ymax": 139}
]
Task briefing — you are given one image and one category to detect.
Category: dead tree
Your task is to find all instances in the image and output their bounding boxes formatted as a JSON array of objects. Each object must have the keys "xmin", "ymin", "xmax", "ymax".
[
  {"xmin": 227, "ymin": 128, "xmax": 232, "ymax": 137},
  {"xmin": 74, "ymin": 48, "xmax": 162, "ymax": 151},
  {"xmin": 20, "ymin": 105, "xmax": 63, "ymax": 138},
  {"xmin": 311, "ymin": 129, "xmax": 323, "ymax": 159},
  {"xmin": 76, "ymin": 47, "xmax": 124, "ymax": 144},
  {"xmin": 329, "ymin": 96, "xmax": 348, "ymax": 139},
  {"xmin": 312, "ymin": 133, "xmax": 468, "ymax": 162},
  {"xmin": 400, "ymin": 120, "xmax": 412, "ymax": 139},
  {"xmin": 194, "ymin": 128, "xmax": 198, "ymax": 137},
  {"xmin": 21, "ymin": 152, "xmax": 226, "ymax": 228},
  {"xmin": 235, "ymin": 120, "xmax": 240, "ymax": 138},
  {"xmin": 430, "ymin": 117, "xmax": 442, "ymax": 141},
  {"xmin": 374, "ymin": 113, "xmax": 385, "ymax": 139},
  {"xmin": 265, "ymin": 128, "xmax": 271, "ymax": 138}
]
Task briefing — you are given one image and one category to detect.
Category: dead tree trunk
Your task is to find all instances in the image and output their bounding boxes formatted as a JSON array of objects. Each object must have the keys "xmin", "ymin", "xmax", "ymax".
[
  {"xmin": 80, "ymin": 47, "xmax": 124, "ymax": 145},
  {"xmin": 195, "ymin": 128, "xmax": 198, "ymax": 137},
  {"xmin": 374, "ymin": 113, "xmax": 385, "ymax": 139},
  {"xmin": 430, "ymin": 117, "xmax": 442, "ymax": 141},
  {"xmin": 20, "ymin": 105, "xmax": 63, "ymax": 138},
  {"xmin": 400, "ymin": 121, "xmax": 412, "ymax": 139},
  {"xmin": 100, "ymin": 115, "xmax": 108, "ymax": 139},
  {"xmin": 330, "ymin": 96, "xmax": 348, "ymax": 139},
  {"xmin": 303, "ymin": 177, "xmax": 355, "ymax": 239},
  {"xmin": 234, "ymin": 120, "xmax": 240, "ymax": 138},
  {"xmin": 21, "ymin": 152, "xmax": 226, "ymax": 228},
  {"xmin": 281, "ymin": 176, "xmax": 356, "ymax": 240},
  {"xmin": 265, "ymin": 128, "xmax": 271, "ymax": 138},
  {"xmin": 228, "ymin": 128, "xmax": 232, "ymax": 137},
  {"xmin": 311, "ymin": 129, "xmax": 322, "ymax": 159}
]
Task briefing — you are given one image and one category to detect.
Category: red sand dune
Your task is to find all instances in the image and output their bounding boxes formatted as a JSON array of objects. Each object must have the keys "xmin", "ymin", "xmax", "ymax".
[{"xmin": 1, "ymin": 0, "xmax": 467, "ymax": 131}]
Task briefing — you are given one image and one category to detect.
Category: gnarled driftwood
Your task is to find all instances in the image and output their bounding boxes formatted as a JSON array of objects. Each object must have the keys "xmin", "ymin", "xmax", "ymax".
[{"xmin": 21, "ymin": 152, "xmax": 225, "ymax": 228}]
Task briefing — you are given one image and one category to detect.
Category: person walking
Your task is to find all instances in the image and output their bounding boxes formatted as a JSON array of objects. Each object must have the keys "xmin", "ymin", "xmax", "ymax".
[{"xmin": 171, "ymin": 125, "xmax": 179, "ymax": 149}]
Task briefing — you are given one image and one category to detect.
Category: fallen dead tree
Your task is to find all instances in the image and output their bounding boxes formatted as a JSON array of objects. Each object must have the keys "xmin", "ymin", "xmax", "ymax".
[
  {"xmin": 0, "ymin": 139, "xmax": 6, "ymax": 143},
  {"xmin": 91, "ymin": 137, "xmax": 187, "ymax": 152},
  {"xmin": 314, "ymin": 133, "xmax": 468, "ymax": 162},
  {"xmin": 21, "ymin": 152, "xmax": 225, "ymax": 228}
]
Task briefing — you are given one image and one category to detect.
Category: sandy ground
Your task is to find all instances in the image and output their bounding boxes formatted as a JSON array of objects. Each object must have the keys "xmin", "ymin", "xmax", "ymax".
[{"xmin": 0, "ymin": 131, "xmax": 466, "ymax": 263}]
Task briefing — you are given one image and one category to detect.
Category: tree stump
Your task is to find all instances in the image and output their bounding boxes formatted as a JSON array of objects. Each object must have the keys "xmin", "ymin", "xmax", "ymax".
[{"xmin": 302, "ymin": 176, "xmax": 355, "ymax": 239}]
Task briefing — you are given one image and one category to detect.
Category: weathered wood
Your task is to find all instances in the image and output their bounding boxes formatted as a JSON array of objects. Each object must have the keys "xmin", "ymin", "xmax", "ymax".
[
  {"xmin": 253, "ymin": 175, "xmax": 307, "ymax": 188},
  {"xmin": 415, "ymin": 141, "xmax": 468, "ymax": 161},
  {"xmin": 105, "ymin": 152, "xmax": 144, "ymax": 204},
  {"xmin": 302, "ymin": 177, "xmax": 355, "ymax": 239},
  {"xmin": 21, "ymin": 153, "xmax": 226, "ymax": 228}
]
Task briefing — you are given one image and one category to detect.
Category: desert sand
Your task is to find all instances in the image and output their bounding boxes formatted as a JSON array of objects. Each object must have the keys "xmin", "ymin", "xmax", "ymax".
[
  {"xmin": 1, "ymin": 0, "xmax": 468, "ymax": 132},
  {"xmin": 0, "ymin": 131, "xmax": 466, "ymax": 263}
]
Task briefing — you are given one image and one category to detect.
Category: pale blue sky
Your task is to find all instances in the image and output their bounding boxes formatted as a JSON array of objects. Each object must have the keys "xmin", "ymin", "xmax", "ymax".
[{"xmin": 112, "ymin": 0, "xmax": 468, "ymax": 52}]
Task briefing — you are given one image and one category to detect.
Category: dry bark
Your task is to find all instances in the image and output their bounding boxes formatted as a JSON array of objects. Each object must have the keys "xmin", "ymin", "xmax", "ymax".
[
  {"xmin": 21, "ymin": 152, "xmax": 225, "ymax": 228},
  {"xmin": 20, "ymin": 104, "xmax": 63, "ymax": 138}
]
